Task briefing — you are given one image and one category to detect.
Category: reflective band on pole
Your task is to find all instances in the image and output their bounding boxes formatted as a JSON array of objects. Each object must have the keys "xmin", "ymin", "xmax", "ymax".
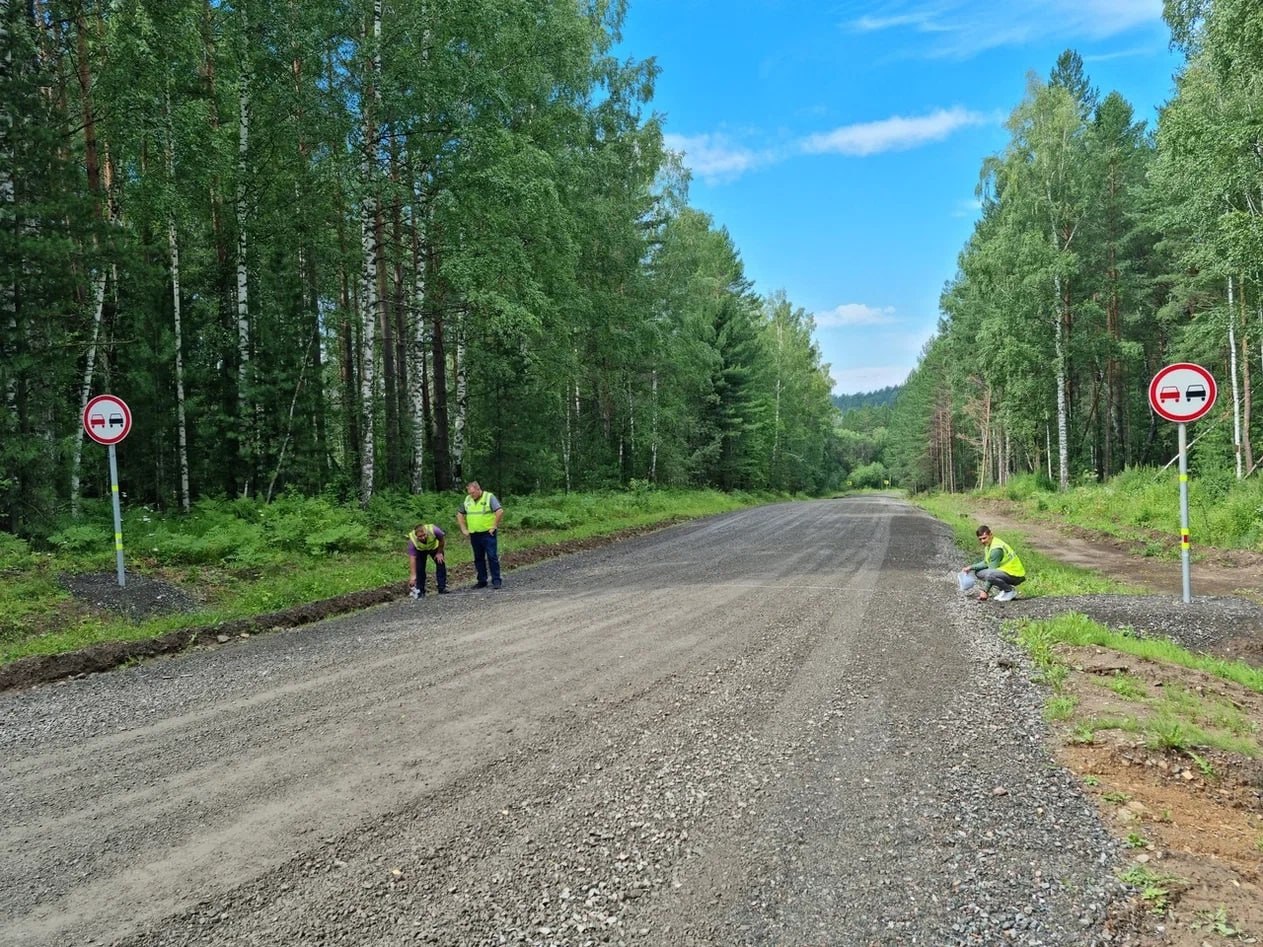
[
  {"xmin": 115, "ymin": 532, "xmax": 124, "ymax": 551},
  {"xmin": 1179, "ymin": 473, "xmax": 1188, "ymax": 483},
  {"xmin": 1181, "ymin": 529, "xmax": 1190, "ymax": 551}
]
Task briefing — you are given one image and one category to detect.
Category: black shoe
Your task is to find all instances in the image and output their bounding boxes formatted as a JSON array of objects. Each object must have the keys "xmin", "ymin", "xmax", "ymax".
[
  {"xmin": 491, "ymin": 580, "xmax": 502, "ymax": 590},
  {"xmin": 474, "ymin": 582, "xmax": 488, "ymax": 589},
  {"xmin": 436, "ymin": 587, "xmax": 448, "ymax": 594}
]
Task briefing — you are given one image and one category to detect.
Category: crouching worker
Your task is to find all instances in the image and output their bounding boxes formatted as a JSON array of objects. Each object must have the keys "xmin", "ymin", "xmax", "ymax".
[
  {"xmin": 407, "ymin": 523, "xmax": 447, "ymax": 598},
  {"xmin": 962, "ymin": 524, "xmax": 1026, "ymax": 602}
]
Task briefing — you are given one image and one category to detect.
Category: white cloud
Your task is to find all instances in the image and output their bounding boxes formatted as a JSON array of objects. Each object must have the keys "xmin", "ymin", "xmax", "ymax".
[
  {"xmin": 801, "ymin": 107, "xmax": 988, "ymax": 156},
  {"xmin": 844, "ymin": 0, "xmax": 1163, "ymax": 58},
  {"xmin": 815, "ymin": 303, "xmax": 897, "ymax": 327},
  {"xmin": 664, "ymin": 132, "xmax": 770, "ymax": 185},
  {"xmin": 952, "ymin": 196, "xmax": 982, "ymax": 218}
]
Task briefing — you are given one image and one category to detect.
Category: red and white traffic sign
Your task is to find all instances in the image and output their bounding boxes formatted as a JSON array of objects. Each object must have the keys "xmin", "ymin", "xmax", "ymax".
[
  {"xmin": 83, "ymin": 394, "xmax": 133, "ymax": 445},
  {"xmin": 1148, "ymin": 363, "xmax": 1216, "ymax": 423}
]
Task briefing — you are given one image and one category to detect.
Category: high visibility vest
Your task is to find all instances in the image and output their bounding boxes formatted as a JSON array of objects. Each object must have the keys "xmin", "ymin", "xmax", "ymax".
[
  {"xmin": 462, "ymin": 493, "xmax": 497, "ymax": 532},
  {"xmin": 408, "ymin": 525, "xmax": 440, "ymax": 551},
  {"xmin": 987, "ymin": 537, "xmax": 1025, "ymax": 577}
]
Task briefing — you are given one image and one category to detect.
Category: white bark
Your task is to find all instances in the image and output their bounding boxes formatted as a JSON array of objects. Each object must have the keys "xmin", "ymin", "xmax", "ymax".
[
  {"xmin": 235, "ymin": 17, "xmax": 253, "ymax": 491},
  {"xmin": 408, "ymin": 174, "xmax": 427, "ymax": 493},
  {"xmin": 1228, "ymin": 276, "xmax": 1243, "ymax": 479},
  {"xmin": 650, "ymin": 370, "xmax": 658, "ymax": 482},
  {"xmin": 357, "ymin": 0, "xmax": 383, "ymax": 506},
  {"xmin": 167, "ymin": 96, "xmax": 190, "ymax": 511},
  {"xmin": 69, "ymin": 270, "xmax": 107, "ymax": 510},
  {"xmin": 561, "ymin": 380, "xmax": 572, "ymax": 491},
  {"xmin": 406, "ymin": 5, "xmax": 431, "ymax": 494},
  {"xmin": 452, "ymin": 332, "xmax": 467, "ymax": 477}
]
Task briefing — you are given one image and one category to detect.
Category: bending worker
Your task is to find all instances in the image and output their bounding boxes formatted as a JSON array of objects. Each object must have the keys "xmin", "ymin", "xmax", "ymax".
[
  {"xmin": 962, "ymin": 524, "xmax": 1026, "ymax": 602},
  {"xmin": 407, "ymin": 522, "xmax": 447, "ymax": 598}
]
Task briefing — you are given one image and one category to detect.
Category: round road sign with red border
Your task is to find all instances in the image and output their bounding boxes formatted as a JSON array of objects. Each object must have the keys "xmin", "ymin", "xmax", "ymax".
[
  {"xmin": 1148, "ymin": 363, "xmax": 1216, "ymax": 423},
  {"xmin": 83, "ymin": 394, "xmax": 133, "ymax": 445}
]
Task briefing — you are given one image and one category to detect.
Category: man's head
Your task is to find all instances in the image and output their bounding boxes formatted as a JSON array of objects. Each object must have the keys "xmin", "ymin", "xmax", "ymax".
[
  {"xmin": 465, "ymin": 481, "xmax": 482, "ymax": 500},
  {"xmin": 976, "ymin": 525, "xmax": 992, "ymax": 544},
  {"xmin": 414, "ymin": 524, "xmax": 429, "ymax": 541}
]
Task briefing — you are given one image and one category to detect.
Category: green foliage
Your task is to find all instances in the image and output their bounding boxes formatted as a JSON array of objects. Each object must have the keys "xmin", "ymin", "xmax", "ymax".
[
  {"xmin": 48, "ymin": 525, "xmax": 113, "ymax": 557},
  {"xmin": 513, "ymin": 507, "xmax": 576, "ymax": 530},
  {"xmin": 0, "ymin": 532, "xmax": 33, "ymax": 570},
  {"xmin": 1119, "ymin": 864, "xmax": 1176, "ymax": 915}
]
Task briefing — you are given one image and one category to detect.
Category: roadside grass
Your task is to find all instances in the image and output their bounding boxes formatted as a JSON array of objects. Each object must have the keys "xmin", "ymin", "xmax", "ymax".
[
  {"xmin": 961, "ymin": 469, "xmax": 1263, "ymax": 555},
  {"xmin": 1, "ymin": 486, "xmax": 783, "ymax": 666},
  {"xmin": 1010, "ymin": 613, "xmax": 1262, "ymax": 758},
  {"xmin": 914, "ymin": 492, "xmax": 1139, "ymax": 599}
]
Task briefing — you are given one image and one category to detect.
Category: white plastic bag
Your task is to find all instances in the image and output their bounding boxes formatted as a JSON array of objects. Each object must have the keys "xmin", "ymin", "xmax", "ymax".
[{"xmin": 956, "ymin": 571, "xmax": 976, "ymax": 592}]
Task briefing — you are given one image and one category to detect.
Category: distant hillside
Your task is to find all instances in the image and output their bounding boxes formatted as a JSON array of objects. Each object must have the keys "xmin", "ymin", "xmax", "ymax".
[{"xmin": 832, "ymin": 385, "xmax": 901, "ymax": 413}]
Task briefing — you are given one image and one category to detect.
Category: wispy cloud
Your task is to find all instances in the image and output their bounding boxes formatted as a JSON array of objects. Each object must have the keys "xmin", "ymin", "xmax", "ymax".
[
  {"xmin": 801, "ymin": 107, "xmax": 989, "ymax": 157},
  {"xmin": 815, "ymin": 303, "xmax": 898, "ymax": 328},
  {"xmin": 845, "ymin": 0, "xmax": 1163, "ymax": 59},
  {"xmin": 670, "ymin": 107, "xmax": 991, "ymax": 185},
  {"xmin": 663, "ymin": 132, "xmax": 774, "ymax": 185}
]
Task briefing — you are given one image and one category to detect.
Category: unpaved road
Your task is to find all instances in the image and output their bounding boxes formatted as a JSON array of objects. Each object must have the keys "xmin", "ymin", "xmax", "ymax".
[{"xmin": 1, "ymin": 498, "xmax": 1134, "ymax": 946}]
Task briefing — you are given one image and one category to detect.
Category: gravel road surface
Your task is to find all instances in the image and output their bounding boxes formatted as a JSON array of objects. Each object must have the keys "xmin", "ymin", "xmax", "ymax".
[{"xmin": 0, "ymin": 497, "xmax": 1133, "ymax": 946}]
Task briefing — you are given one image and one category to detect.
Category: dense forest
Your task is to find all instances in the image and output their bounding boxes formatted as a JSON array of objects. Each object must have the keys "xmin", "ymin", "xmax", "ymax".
[
  {"xmin": 886, "ymin": 0, "xmax": 1263, "ymax": 494},
  {"xmin": 0, "ymin": 0, "xmax": 843, "ymax": 537},
  {"xmin": 7, "ymin": 0, "xmax": 1261, "ymax": 541}
]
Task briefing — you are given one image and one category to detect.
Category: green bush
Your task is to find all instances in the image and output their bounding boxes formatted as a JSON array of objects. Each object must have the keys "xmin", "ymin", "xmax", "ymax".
[
  {"xmin": 1003, "ymin": 472, "xmax": 1055, "ymax": 500},
  {"xmin": 0, "ymin": 531, "xmax": 33, "ymax": 569},
  {"xmin": 48, "ymin": 524, "xmax": 111, "ymax": 555},
  {"xmin": 514, "ymin": 507, "xmax": 575, "ymax": 530}
]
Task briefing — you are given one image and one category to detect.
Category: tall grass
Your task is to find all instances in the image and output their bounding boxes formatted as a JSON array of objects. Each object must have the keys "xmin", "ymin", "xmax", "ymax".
[{"xmin": 960, "ymin": 467, "xmax": 1263, "ymax": 554}]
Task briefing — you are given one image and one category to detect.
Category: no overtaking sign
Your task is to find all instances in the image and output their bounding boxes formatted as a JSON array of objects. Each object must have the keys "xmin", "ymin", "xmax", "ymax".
[{"xmin": 1148, "ymin": 363, "xmax": 1216, "ymax": 423}]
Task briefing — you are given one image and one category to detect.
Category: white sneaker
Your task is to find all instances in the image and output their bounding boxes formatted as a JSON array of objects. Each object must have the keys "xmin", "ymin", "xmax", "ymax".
[{"xmin": 995, "ymin": 589, "xmax": 1016, "ymax": 602}]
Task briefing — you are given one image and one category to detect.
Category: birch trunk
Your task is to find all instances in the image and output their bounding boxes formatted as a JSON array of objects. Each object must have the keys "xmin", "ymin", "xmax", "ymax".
[
  {"xmin": 1239, "ymin": 279, "xmax": 1253, "ymax": 472},
  {"xmin": 649, "ymin": 370, "xmax": 658, "ymax": 483},
  {"xmin": 407, "ymin": 167, "xmax": 428, "ymax": 493},
  {"xmin": 235, "ymin": 9, "xmax": 253, "ymax": 495},
  {"xmin": 1229, "ymin": 276, "xmax": 1243, "ymax": 478},
  {"xmin": 0, "ymin": 0, "xmax": 12, "ymax": 337},
  {"xmin": 452, "ymin": 332, "xmax": 467, "ymax": 483},
  {"xmin": 357, "ymin": 0, "xmax": 383, "ymax": 506},
  {"xmin": 165, "ymin": 95, "xmax": 191, "ymax": 510}
]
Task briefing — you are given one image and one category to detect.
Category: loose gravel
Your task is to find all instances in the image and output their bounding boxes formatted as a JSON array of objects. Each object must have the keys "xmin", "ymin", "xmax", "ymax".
[{"xmin": 6, "ymin": 497, "xmax": 1243, "ymax": 946}]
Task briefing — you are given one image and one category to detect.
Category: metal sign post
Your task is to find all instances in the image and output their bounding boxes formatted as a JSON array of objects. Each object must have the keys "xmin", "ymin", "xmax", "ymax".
[
  {"xmin": 1177, "ymin": 422, "xmax": 1191, "ymax": 604},
  {"xmin": 83, "ymin": 394, "xmax": 134, "ymax": 588},
  {"xmin": 1148, "ymin": 364, "xmax": 1216, "ymax": 604},
  {"xmin": 107, "ymin": 443, "xmax": 126, "ymax": 587}
]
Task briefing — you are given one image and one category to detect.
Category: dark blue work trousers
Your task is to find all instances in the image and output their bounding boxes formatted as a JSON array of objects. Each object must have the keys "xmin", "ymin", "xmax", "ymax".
[{"xmin": 469, "ymin": 531, "xmax": 501, "ymax": 587}]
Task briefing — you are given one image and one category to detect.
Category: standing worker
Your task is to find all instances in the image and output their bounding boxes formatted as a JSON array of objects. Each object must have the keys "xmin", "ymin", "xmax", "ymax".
[
  {"xmin": 456, "ymin": 481, "xmax": 504, "ymax": 590},
  {"xmin": 962, "ymin": 524, "xmax": 1026, "ymax": 602},
  {"xmin": 407, "ymin": 522, "xmax": 447, "ymax": 598}
]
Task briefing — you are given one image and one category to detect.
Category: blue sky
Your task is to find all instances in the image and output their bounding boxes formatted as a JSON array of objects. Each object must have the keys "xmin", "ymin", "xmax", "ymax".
[{"xmin": 616, "ymin": 0, "xmax": 1185, "ymax": 395}]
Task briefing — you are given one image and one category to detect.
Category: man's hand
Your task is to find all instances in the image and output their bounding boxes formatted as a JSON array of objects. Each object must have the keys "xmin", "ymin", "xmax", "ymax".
[{"xmin": 435, "ymin": 553, "xmax": 444, "ymax": 563}]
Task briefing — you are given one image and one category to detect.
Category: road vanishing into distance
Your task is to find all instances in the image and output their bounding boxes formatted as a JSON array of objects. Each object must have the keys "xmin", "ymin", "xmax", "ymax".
[{"xmin": 0, "ymin": 497, "xmax": 1128, "ymax": 946}]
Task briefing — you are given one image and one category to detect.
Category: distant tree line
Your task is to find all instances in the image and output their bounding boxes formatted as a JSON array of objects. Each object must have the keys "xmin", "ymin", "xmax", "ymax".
[
  {"xmin": 886, "ymin": 0, "xmax": 1263, "ymax": 492},
  {"xmin": 0, "ymin": 0, "xmax": 842, "ymax": 537}
]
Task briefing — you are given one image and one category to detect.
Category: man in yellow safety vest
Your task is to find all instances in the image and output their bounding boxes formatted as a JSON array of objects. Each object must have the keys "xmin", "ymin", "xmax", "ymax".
[
  {"xmin": 962, "ymin": 524, "xmax": 1026, "ymax": 602},
  {"xmin": 456, "ymin": 481, "xmax": 504, "ymax": 589}
]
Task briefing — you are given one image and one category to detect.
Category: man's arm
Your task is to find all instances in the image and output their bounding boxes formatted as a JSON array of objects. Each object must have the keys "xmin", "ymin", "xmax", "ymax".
[{"xmin": 456, "ymin": 510, "xmax": 468, "ymax": 536}]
